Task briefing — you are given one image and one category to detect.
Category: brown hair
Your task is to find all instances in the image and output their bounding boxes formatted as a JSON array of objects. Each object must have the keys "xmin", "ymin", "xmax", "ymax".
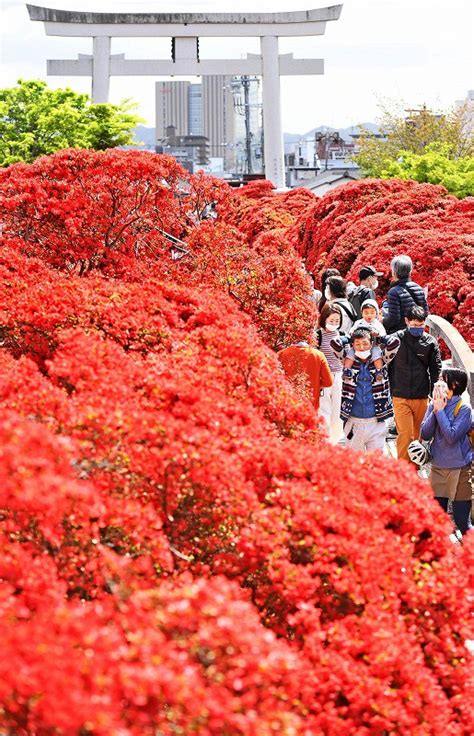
[
  {"xmin": 326, "ymin": 275, "xmax": 347, "ymax": 299},
  {"xmin": 318, "ymin": 268, "xmax": 341, "ymax": 311},
  {"xmin": 318, "ymin": 303, "xmax": 342, "ymax": 330}
]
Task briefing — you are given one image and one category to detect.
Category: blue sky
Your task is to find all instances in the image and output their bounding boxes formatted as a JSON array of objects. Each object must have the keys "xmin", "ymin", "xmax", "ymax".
[{"xmin": 1, "ymin": 0, "xmax": 473, "ymax": 132}]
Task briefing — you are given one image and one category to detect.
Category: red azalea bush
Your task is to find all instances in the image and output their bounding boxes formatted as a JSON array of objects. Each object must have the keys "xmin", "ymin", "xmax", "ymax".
[
  {"xmin": 290, "ymin": 178, "xmax": 421, "ymax": 272},
  {"xmin": 0, "ymin": 152, "xmax": 473, "ymax": 734},
  {"xmin": 0, "ymin": 149, "xmax": 232, "ymax": 276},
  {"xmin": 0, "ymin": 533, "xmax": 311, "ymax": 735},
  {"xmin": 182, "ymin": 222, "xmax": 317, "ymax": 348},
  {"xmin": 221, "ymin": 184, "xmax": 316, "ymax": 243},
  {"xmin": 348, "ymin": 230, "xmax": 474, "ymax": 345},
  {"xmin": 291, "ymin": 179, "xmax": 474, "ymax": 343}
]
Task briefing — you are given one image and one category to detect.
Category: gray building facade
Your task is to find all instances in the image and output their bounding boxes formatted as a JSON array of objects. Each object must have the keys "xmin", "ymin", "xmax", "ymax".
[
  {"xmin": 155, "ymin": 81, "xmax": 189, "ymax": 139},
  {"xmin": 155, "ymin": 76, "xmax": 235, "ymax": 171}
]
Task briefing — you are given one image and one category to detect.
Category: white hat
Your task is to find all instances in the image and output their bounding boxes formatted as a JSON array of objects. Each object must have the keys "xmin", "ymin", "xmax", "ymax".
[{"xmin": 360, "ymin": 299, "xmax": 379, "ymax": 313}]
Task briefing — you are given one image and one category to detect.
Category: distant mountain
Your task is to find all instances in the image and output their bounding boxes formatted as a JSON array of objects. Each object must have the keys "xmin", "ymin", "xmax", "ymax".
[
  {"xmin": 283, "ymin": 132, "xmax": 303, "ymax": 143},
  {"xmin": 135, "ymin": 124, "xmax": 380, "ymax": 149},
  {"xmin": 284, "ymin": 123, "xmax": 380, "ymax": 143},
  {"xmin": 134, "ymin": 125, "xmax": 155, "ymax": 147}
]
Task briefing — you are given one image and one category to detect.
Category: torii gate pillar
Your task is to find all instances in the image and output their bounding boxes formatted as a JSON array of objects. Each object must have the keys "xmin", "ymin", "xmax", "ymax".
[
  {"xmin": 26, "ymin": 4, "xmax": 343, "ymax": 188},
  {"xmin": 261, "ymin": 36, "xmax": 285, "ymax": 187},
  {"xmin": 92, "ymin": 37, "xmax": 110, "ymax": 104}
]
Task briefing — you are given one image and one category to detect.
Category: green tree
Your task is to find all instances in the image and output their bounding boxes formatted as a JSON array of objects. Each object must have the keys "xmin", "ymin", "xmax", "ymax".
[
  {"xmin": 355, "ymin": 100, "xmax": 474, "ymax": 179},
  {"xmin": 0, "ymin": 79, "xmax": 142, "ymax": 166},
  {"xmin": 380, "ymin": 143, "xmax": 474, "ymax": 198}
]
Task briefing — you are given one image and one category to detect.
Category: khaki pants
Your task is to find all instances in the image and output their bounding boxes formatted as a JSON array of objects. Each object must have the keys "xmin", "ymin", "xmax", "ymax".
[{"xmin": 393, "ymin": 397, "xmax": 428, "ymax": 462}]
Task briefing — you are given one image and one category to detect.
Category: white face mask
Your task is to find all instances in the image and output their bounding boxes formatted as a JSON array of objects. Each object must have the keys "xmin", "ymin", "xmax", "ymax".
[
  {"xmin": 371, "ymin": 279, "xmax": 379, "ymax": 290},
  {"xmin": 325, "ymin": 323, "xmax": 338, "ymax": 332},
  {"xmin": 324, "ymin": 287, "xmax": 332, "ymax": 300},
  {"xmin": 355, "ymin": 349, "xmax": 371, "ymax": 360}
]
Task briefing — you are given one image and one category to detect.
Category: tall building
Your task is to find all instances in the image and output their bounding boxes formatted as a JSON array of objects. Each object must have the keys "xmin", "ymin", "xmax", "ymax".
[
  {"xmin": 155, "ymin": 76, "xmax": 235, "ymax": 171},
  {"xmin": 155, "ymin": 81, "xmax": 189, "ymax": 139},
  {"xmin": 202, "ymin": 75, "xmax": 235, "ymax": 170},
  {"xmin": 188, "ymin": 83, "xmax": 203, "ymax": 135}
]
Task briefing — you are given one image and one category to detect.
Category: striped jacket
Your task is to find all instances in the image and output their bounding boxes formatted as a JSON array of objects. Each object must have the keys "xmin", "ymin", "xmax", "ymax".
[{"xmin": 332, "ymin": 336, "xmax": 400, "ymax": 421}]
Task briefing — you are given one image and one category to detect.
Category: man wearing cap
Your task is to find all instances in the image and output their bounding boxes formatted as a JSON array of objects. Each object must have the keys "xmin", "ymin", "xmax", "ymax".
[{"xmin": 348, "ymin": 266, "xmax": 383, "ymax": 320}]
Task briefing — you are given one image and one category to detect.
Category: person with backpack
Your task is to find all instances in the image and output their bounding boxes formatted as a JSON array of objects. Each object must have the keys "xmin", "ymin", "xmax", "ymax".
[
  {"xmin": 420, "ymin": 368, "xmax": 473, "ymax": 535},
  {"xmin": 382, "ymin": 255, "xmax": 428, "ymax": 334},
  {"xmin": 315, "ymin": 303, "xmax": 345, "ymax": 444},
  {"xmin": 348, "ymin": 265, "xmax": 383, "ymax": 319},
  {"xmin": 317, "ymin": 268, "xmax": 341, "ymax": 313},
  {"xmin": 389, "ymin": 305, "xmax": 442, "ymax": 463},
  {"xmin": 324, "ymin": 275, "xmax": 357, "ymax": 333}
]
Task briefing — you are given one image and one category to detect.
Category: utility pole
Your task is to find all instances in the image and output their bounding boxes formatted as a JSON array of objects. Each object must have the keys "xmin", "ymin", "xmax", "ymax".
[
  {"xmin": 315, "ymin": 130, "xmax": 342, "ymax": 171},
  {"xmin": 243, "ymin": 77, "xmax": 253, "ymax": 175},
  {"xmin": 231, "ymin": 75, "xmax": 262, "ymax": 176}
]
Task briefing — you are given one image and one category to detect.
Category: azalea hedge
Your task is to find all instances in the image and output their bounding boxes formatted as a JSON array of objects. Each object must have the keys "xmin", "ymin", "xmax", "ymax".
[
  {"xmin": 289, "ymin": 178, "xmax": 473, "ymax": 346},
  {"xmin": 0, "ymin": 150, "xmax": 472, "ymax": 735}
]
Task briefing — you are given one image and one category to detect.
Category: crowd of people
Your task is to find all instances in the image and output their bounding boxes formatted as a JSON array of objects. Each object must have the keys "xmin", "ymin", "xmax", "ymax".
[{"xmin": 279, "ymin": 255, "xmax": 473, "ymax": 537}]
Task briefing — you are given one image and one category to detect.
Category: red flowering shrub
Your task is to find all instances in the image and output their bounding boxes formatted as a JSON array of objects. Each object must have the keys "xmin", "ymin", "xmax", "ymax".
[
  {"xmin": 221, "ymin": 185, "xmax": 316, "ymax": 243},
  {"xmin": 290, "ymin": 178, "xmax": 420, "ymax": 272},
  {"xmin": 182, "ymin": 222, "xmax": 316, "ymax": 348},
  {"xmin": 0, "ymin": 155, "xmax": 472, "ymax": 734},
  {"xmin": 291, "ymin": 178, "xmax": 474, "ymax": 342},
  {"xmin": 0, "ymin": 536, "xmax": 312, "ymax": 735},
  {"xmin": 235, "ymin": 178, "xmax": 276, "ymax": 199},
  {"xmin": 0, "ymin": 149, "xmax": 232, "ymax": 277},
  {"xmin": 234, "ymin": 442, "xmax": 474, "ymax": 733}
]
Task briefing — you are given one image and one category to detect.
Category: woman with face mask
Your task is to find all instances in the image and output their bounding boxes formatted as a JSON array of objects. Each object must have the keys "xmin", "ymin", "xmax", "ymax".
[
  {"xmin": 420, "ymin": 368, "xmax": 473, "ymax": 536},
  {"xmin": 315, "ymin": 303, "xmax": 345, "ymax": 444},
  {"xmin": 317, "ymin": 268, "xmax": 341, "ymax": 313},
  {"xmin": 324, "ymin": 275, "xmax": 358, "ymax": 334}
]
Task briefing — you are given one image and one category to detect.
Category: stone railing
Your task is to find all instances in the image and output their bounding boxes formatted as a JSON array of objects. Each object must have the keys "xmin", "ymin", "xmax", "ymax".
[{"xmin": 426, "ymin": 315, "xmax": 474, "ymax": 405}]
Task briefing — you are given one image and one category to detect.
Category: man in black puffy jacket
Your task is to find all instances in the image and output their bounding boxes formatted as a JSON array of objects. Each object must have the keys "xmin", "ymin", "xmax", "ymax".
[
  {"xmin": 382, "ymin": 255, "xmax": 428, "ymax": 334},
  {"xmin": 389, "ymin": 305, "xmax": 442, "ymax": 463}
]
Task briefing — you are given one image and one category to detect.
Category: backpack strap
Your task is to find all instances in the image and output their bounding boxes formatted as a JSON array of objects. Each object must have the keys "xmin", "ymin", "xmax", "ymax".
[
  {"xmin": 453, "ymin": 399, "xmax": 464, "ymax": 417},
  {"xmin": 333, "ymin": 299, "xmax": 357, "ymax": 323},
  {"xmin": 401, "ymin": 283, "xmax": 423, "ymax": 307}
]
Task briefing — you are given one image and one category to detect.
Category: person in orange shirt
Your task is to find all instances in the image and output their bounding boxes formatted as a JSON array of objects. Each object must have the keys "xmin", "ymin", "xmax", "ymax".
[{"xmin": 278, "ymin": 341, "xmax": 333, "ymax": 414}]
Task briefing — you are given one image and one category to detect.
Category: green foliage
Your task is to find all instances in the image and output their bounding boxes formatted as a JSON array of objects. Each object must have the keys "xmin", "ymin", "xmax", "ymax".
[
  {"xmin": 355, "ymin": 100, "xmax": 474, "ymax": 184},
  {"xmin": 380, "ymin": 143, "xmax": 474, "ymax": 198},
  {"xmin": 0, "ymin": 79, "xmax": 142, "ymax": 166}
]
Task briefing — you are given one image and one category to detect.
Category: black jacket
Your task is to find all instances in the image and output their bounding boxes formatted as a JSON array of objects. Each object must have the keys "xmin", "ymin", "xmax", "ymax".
[
  {"xmin": 389, "ymin": 330, "xmax": 442, "ymax": 399},
  {"xmin": 382, "ymin": 279, "xmax": 429, "ymax": 334}
]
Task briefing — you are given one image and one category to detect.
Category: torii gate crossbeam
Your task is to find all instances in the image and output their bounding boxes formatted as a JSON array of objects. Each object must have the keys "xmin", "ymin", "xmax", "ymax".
[{"xmin": 27, "ymin": 4, "xmax": 343, "ymax": 188}]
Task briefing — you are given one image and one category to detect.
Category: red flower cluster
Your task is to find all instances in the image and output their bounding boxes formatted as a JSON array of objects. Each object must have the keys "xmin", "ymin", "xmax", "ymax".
[
  {"xmin": 0, "ymin": 149, "xmax": 231, "ymax": 277},
  {"xmin": 221, "ymin": 182, "xmax": 316, "ymax": 243},
  {"xmin": 290, "ymin": 179, "xmax": 474, "ymax": 344},
  {"xmin": 0, "ymin": 151, "xmax": 472, "ymax": 734}
]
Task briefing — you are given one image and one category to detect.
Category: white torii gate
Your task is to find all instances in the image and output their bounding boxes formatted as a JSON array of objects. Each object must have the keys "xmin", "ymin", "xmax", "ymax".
[{"xmin": 27, "ymin": 4, "xmax": 343, "ymax": 188}]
